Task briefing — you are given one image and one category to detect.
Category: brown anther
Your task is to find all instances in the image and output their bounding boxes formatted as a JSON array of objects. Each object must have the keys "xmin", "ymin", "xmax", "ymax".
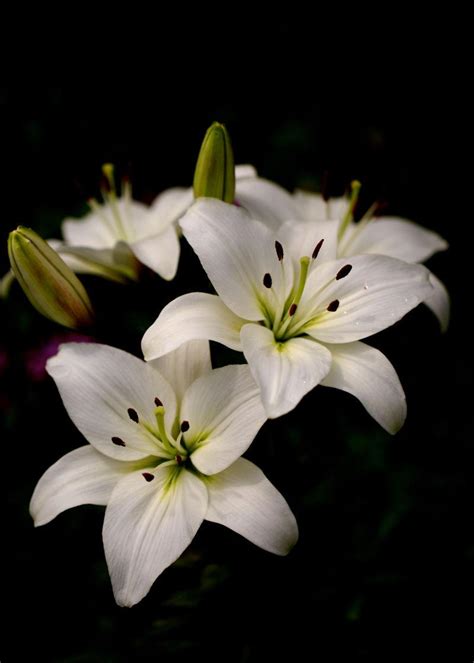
[
  {"xmin": 312, "ymin": 239, "xmax": 324, "ymax": 260},
  {"xmin": 327, "ymin": 299, "xmax": 340, "ymax": 312},
  {"xmin": 142, "ymin": 472, "xmax": 155, "ymax": 482}
]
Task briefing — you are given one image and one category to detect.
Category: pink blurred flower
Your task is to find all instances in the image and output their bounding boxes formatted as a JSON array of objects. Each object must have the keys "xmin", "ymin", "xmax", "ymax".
[{"xmin": 24, "ymin": 333, "xmax": 94, "ymax": 382}]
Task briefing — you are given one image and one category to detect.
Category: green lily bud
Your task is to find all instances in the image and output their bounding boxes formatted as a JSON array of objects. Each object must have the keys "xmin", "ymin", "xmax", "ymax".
[
  {"xmin": 193, "ymin": 121, "xmax": 235, "ymax": 203},
  {"xmin": 8, "ymin": 226, "xmax": 94, "ymax": 329}
]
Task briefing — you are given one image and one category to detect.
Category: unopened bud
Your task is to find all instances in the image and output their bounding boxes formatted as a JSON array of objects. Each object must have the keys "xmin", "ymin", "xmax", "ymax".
[
  {"xmin": 8, "ymin": 226, "xmax": 94, "ymax": 329},
  {"xmin": 193, "ymin": 122, "xmax": 235, "ymax": 203}
]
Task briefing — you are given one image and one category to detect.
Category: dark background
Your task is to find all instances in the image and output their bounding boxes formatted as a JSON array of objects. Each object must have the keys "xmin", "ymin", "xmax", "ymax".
[{"xmin": 1, "ymin": 89, "xmax": 472, "ymax": 661}]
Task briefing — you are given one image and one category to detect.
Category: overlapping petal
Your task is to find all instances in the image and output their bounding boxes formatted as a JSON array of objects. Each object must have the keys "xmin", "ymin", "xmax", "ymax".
[
  {"xmin": 240, "ymin": 324, "xmax": 332, "ymax": 418},
  {"xmin": 149, "ymin": 340, "xmax": 212, "ymax": 403},
  {"xmin": 206, "ymin": 458, "xmax": 298, "ymax": 555},
  {"xmin": 302, "ymin": 255, "xmax": 433, "ymax": 343},
  {"xmin": 46, "ymin": 343, "xmax": 177, "ymax": 461},
  {"xmin": 30, "ymin": 446, "xmax": 146, "ymax": 526},
  {"xmin": 424, "ymin": 272, "xmax": 450, "ymax": 332},
  {"xmin": 103, "ymin": 465, "xmax": 208, "ymax": 607},
  {"xmin": 320, "ymin": 341, "xmax": 406, "ymax": 434},
  {"xmin": 130, "ymin": 226, "xmax": 180, "ymax": 280},
  {"xmin": 142, "ymin": 293, "xmax": 245, "ymax": 360},
  {"xmin": 340, "ymin": 216, "xmax": 448, "ymax": 262},
  {"xmin": 181, "ymin": 365, "xmax": 266, "ymax": 475},
  {"xmin": 180, "ymin": 199, "xmax": 282, "ymax": 320}
]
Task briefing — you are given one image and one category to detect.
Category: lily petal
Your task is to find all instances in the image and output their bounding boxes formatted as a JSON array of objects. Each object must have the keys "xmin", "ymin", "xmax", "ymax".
[
  {"xmin": 148, "ymin": 340, "xmax": 212, "ymax": 403},
  {"xmin": 277, "ymin": 217, "xmax": 340, "ymax": 268},
  {"xmin": 424, "ymin": 272, "xmax": 450, "ymax": 332},
  {"xmin": 142, "ymin": 293, "xmax": 245, "ymax": 360},
  {"xmin": 293, "ymin": 189, "xmax": 327, "ymax": 220},
  {"xmin": 341, "ymin": 217, "xmax": 448, "ymax": 263},
  {"xmin": 235, "ymin": 164, "xmax": 258, "ymax": 179},
  {"xmin": 180, "ymin": 199, "xmax": 282, "ymax": 321},
  {"xmin": 182, "ymin": 365, "xmax": 266, "ymax": 475},
  {"xmin": 304, "ymin": 255, "xmax": 433, "ymax": 344},
  {"xmin": 48, "ymin": 241, "xmax": 131, "ymax": 283},
  {"xmin": 240, "ymin": 324, "xmax": 332, "ymax": 418},
  {"xmin": 103, "ymin": 465, "xmax": 208, "ymax": 607},
  {"xmin": 320, "ymin": 341, "xmax": 406, "ymax": 434},
  {"xmin": 30, "ymin": 446, "xmax": 145, "ymax": 527},
  {"xmin": 46, "ymin": 343, "xmax": 177, "ymax": 461},
  {"xmin": 62, "ymin": 211, "xmax": 117, "ymax": 249},
  {"xmin": 206, "ymin": 458, "xmax": 298, "ymax": 555},
  {"xmin": 130, "ymin": 226, "xmax": 180, "ymax": 280},
  {"xmin": 145, "ymin": 187, "xmax": 193, "ymax": 235},
  {"xmin": 235, "ymin": 176, "xmax": 301, "ymax": 228}
]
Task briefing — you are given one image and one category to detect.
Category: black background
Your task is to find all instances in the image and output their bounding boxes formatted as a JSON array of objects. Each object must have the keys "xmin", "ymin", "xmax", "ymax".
[{"xmin": 1, "ymin": 87, "xmax": 472, "ymax": 661}]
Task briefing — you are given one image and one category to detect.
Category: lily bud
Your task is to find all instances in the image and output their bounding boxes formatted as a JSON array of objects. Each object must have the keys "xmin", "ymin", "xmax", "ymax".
[
  {"xmin": 8, "ymin": 226, "xmax": 94, "ymax": 329},
  {"xmin": 193, "ymin": 122, "xmax": 235, "ymax": 203}
]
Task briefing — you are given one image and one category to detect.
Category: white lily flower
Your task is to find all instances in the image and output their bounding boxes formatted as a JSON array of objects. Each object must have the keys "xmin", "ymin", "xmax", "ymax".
[
  {"xmin": 143, "ymin": 200, "xmax": 433, "ymax": 430},
  {"xmin": 57, "ymin": 165, "xmax": 192, "ymax": 281},
  {"xmin": 30, "ymin": 341, "xmax": 297, "ymax": 607},
  {"xmin": 293, "ymin": 189, "xmax": 450, "ymax": 331},
  {"xmin": 47, "ymin": 165, "xmax": 296, "ymax": 284}
]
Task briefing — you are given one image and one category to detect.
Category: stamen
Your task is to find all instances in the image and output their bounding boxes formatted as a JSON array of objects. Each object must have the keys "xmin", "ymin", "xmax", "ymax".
[
  {"xmin": 142, "ymin": 472, "xmax": 155, "ymax": 482},
  {"xmin": 327, "ymin": 299, "xmax": 340, "ymax": 312},
  {"xmin": 155, "ymin": 405, "xmax": 172, "ymax": 447},
  {"xmin": 275, "ymin": 240, "xmax": 284, "ymax": 261},
  {"xmin": 154, "ymin": 397, "xmax": 163, "ymax": 407},
  {"xmin": 111, "ymin": 436, "xmax": 126, "ymax": 447},
  {"xmin": 321, "ymin": 170, "xmax": 330, "ymax": 202},
  {"xmin": 289, "ymin": 303, "xmax": 298, "ymax": 316},
  {"xmin": 127, "ymin": 408, "xmax": 139, "ymax": 423},
  {"xmin": 180, "ymin": 421, "xmax": 190, "ymax": 432},
  {"xmin": 175, "ymin": 455, "xmax": 183, "ymax": 465},
  {"xmin": 292, "ymin": 256, "xmax": 310, "ymax": 307},
  {"xmin": 102, "ymin": 163, "xmax": 116, "ymax": 196},
  {"xmin": 263, "ymin": 273, "xmax": 272, "ymax": 288},
  {"xmin": 338, "ymin": 179, "xmax": 362, "ymax": 240},
  {"xmin": 336, "ymin": 264, "xmax": 352, "ymax": 280},
  {"xmin": 312, "ymin": 239, "xmax": 324, "ymax": 260}
]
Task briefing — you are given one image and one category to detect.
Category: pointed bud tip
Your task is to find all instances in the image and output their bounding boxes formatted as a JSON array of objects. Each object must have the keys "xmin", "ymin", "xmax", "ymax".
[{"xmin": 193, "ymin": 121, "xmax": 235, "ymax": 203}]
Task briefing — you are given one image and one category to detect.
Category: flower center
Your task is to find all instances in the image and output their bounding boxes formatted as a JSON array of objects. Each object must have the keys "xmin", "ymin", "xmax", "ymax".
[
  {"xmin": 87, "ymin": 163, "xmax": 132, "ymax": 242},
  {"xmin": 260, "ymin": 239, "xmax": 353, "ymax": 342},
  {"xmin": 110, "ymin": 398, "xmax": 190, "ymax": 464}
]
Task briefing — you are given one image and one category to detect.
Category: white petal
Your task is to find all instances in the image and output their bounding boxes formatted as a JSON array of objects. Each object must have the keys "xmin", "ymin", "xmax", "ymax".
[
  {"xmin": 340, "ymin": 216, "xmax": 448, "ymax": 263},
  {"xmin": 235, "ymin": 176, "xmax": 301, "ymax": 228},
  {"xmin": 48, "ymin": 241, "xmax": 132, "ymax": 283},
  {"xmin": 148, "ymin": 340, "xmax": 212, "ymax": 403},
  {"xmin": 320, "ymin": 341, "xmax": 406, "ymax": 434},
  {"xmin": 277, "ymin": 217, "xmax": 339, "ymax": 268},
  {"xmin": 181, "ymin": 365, "xmax": 266, "ymax": 475},
  {"xmin": 303, "ymin": 255, "xmax": 433, "ymax": 344},
  {"xmin": 206, "ymin": 458, "xmax": 298, "ymax": 555},
  {"xmin": 130, "ymin": 226, "xmax": 180, "ymax": 280},
  {"xmin": 46, "ymin": 343, "xmax": 177, "ymax": 461},
  {"xmin": 293, "ymin": 189, "xmax": 328, "ymax": 221},
  {"xmin": 240, "ymin": 324, "xmax": 332, "ymax": 419},
  {"xmin": 142, "ymin": 293, "xmax": 245, "ymax": 360},
  {"xmin": 180, "ymin": 199, "xmax": 282, "ymax": 320},
  {"xmin": 103, "ymin": 465, "xmax": 208, "ymax": 607},
  {"xmin": 424, "ymin": 272, "xmax": 450, "ymax": 332},
  {"xmin": 148, "ymin": 187, "xmax": 194, "ymax": 233},
  {"xmin": 62, "ymin": 211, "xmax": 117, "ymax": 249},
  {"xmin": 235, "ymin": 164, "xmax": 258, "ymax": 179},
  {"xmin": 30, "ymin": 446, "xmax": 144, "ymax": 526}
]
